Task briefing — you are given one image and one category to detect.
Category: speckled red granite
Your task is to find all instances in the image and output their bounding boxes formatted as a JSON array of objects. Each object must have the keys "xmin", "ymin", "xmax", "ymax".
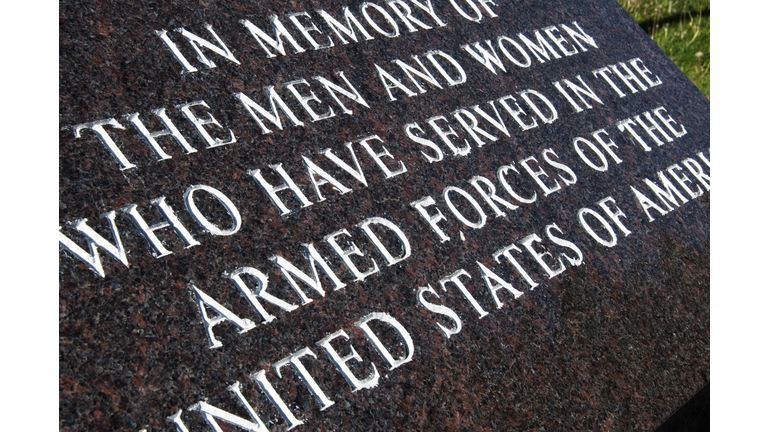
[{"xmin": 60, "ymin": 0, "xmax": 709, "ymax": 430}]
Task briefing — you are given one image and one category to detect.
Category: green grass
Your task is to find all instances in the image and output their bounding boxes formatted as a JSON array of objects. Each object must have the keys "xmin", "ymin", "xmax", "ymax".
[{"xmin": 617, "ymin": 0, "xmax": 710, "ymax": 97}]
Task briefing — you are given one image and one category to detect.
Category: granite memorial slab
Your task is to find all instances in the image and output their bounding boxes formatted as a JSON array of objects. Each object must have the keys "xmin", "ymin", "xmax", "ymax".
[{"xmin": 59, "ymin": 0, "xmax": 710, "ymax": 430}]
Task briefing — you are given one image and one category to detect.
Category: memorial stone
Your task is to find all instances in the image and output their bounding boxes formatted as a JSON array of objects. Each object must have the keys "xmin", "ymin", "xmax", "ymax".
[{"xmin": 59, "ymin": 0, "xmax": 710, "ymax": 430}]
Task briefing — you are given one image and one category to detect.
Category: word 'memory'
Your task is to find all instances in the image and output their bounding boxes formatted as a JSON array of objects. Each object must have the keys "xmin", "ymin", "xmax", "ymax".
[
  {"xmin": 59, "ymin": 135, "xmax": 407, "ymax": 278},
  {"xmin": 154, "ymin": 311, "xmax": 413, "ymax": 432},
  {"xmin": 71, "ymin": 71, "xmax": 369, "ymax": 171},
  {"xmin": 191, "ymin": 215, "xmax": 412, "ymax": 349},
  {"xmin": 155, "ymin": 0, "xmax": 499, "ymax": 74}
]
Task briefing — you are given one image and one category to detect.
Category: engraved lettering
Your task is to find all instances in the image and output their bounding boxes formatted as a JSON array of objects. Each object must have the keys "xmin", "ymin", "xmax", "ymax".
[
  {"xmin": 629, "ymin": 57, "xmax": 662, "ymax": 87},
  {"xmin": 452, "ymin": 108, "xmax": 498, "ymax": 146},
  {"xmin": 241, "ymin": 16, "xmax": 306, "ymax": 58},
  {"xmin": 462, "ymin": 40, "xmax": 506, "ymax": 74},
  {"xmin": 545, "ymin": 223, "xmax": 584, "ymax": 266},
  {"xmin": 270, "ymin": 243, "xmax": 346, "ymax": 304},
  {"xmin": 559, "ymin": 21, "xmax": 598, "ymax": 51},
  {"xmin": 188, "ymin": 381, "xmax": 267, "ymax": 432},
  {"xmin": 497, "ymin": 95, "xmax": 537, "ymax": 131},
  {"xmin": 417, "ymin": 284, "xmax": 462, "ymax": 337},
  {"xmin": 666, "ymin": 164, "xmax": 702, "ymax": 199},
  {"xmin": 173, "ymin": 24, "xmax": 241, "ymax": 70},
  {"xmin": 393, "ymin": 55, "xmax": 443, "ymax": 93},
  {"xmin": 592, "ymin": 129, "xmax": 623, "ymax": 163},
  {"xmin": 597, "ymin": 197, "xmax": 632, "ymax": 237},
  {"xmin": 234, "ymin": 87, "xmax": 305, "ymax": 134},
  {"xmin": 573, "ymin": 136, "xmax": 609, "ymax": 171},
  {"xmin": 313, "ymin": 72, "xmax": 371, "ymax": 115},
  {"xmin": 443, "ymin": 186, "xmax": 487, "ymax": 229},
  {"xmin": 166, "ymin": 409, "xmax": 193, "ymax": 432},
  {"xmin": 519, "ymin": 156, "xmax": 562, "ymax": 196},
  {"xmin": 520, "ymin": 233, "xmax": 566, "ymax": 278},
  {"xmin": 321, "ymin": 142, "xmax": 369, "ymax": 187},
  {"xmin": 177, "ymin": 100, "xmax": 237, "ymax": 148},
  {"xmin": 316, "ymin": 330, "xmax": 380, "ymax": 392},
  {"xmin": 250, "ymin": 370, "xmax": 304, "ymax": 429},
  {"xmin": 387, "ymin": 1, "xmax": 432, "ymax": 32},
  {"xmin": 542, "ymin": 148, "xmax": 577, "ymax": 186},
  {"xmin": 357, "ymin": 217, "xmax": 412, "ymax": 265},
  {"xmin": 325, "ymin": 228, "xmax": 380, "ymax": 281},
  {"xmin": 190, "ymin": 283, "xmax": 256, "ymax": 349},
  {"xmin": 450, "ymin": 0, "xmax": 483, "ymax": 22},
  {"xmin": 184, "ymin": 185, "xmax": 242, "ymax": 236},
  {"xmin": 592, "ymin": 66, "xmax": 626, "ymax": 97},
  {"xmin": 361, "ymin": 2, "xmax": 400, "ymax": 38},
  {"xmin": 653, "ymin": 106, "xmax": 687, "ymax": 138},
  {"xmin": 616, "ymin": 118, "xmax": 650, "ymax": 151},
  {"xmin": 274, "ymin": 348, "xmax": 335, "ymax": 411},
  {"xmin": 410, "ymin": 196, "xmax": 451, "ymax": 242},
  {"xmin": 59, "ymin": 211, "xmax": 130, "ymax": 277},
  {"xmin": 317, "ymin": 7, "xmax": 374, "ymax": 44},
  {"xmin": 518, "ymin": 30, "xmax": 561, "ymax": 63},
  {"xmin": 633, "ymin": 111, "xmax": 673, "ymax": 145},
  {"xmin": 476, "ymin": 261, "xmax": 523, "ymax": 308},
  {"xmin": 156, "ymin": 29, "xmax": 199, "ymax": 74},
  {"xmin": 405, "ymin": 122, "xmax": 444, "ymax": 163},
  {"xmin": 126, "ymin": 109, "xmax": 197, "ymax": 160},
  {"xmin": 519, "ymin": 89, "xmax": 558, "ymax": 124},
  {"xmin": 425, "ymin": 50, "xmax": 467, "ymax": 86},
  {"xmin": 630, "ymin": 186, "xmax": 668, "ymax": 222},
  {"xmin": 578, "ymin": 207, "xmax": 618, "ymax": 247},
  {"xmin": 469, "ymin": 175, "xmax": 519, "ymax": 217},
  {"xmin": 682, "ymin": 158, "xmax": 710, "ymax": 190},
  {"xmin": 476, "ymin": 0, "xmax": 499, "ymax": 17},
  {"xmin": 73, "ymin": 118, "xmax": 135, "ymax": 170},
  {"xmin": 123, "ymin": 197, "xmax": 200, "ymax": 258},
  {"xmin": 303, "ymin": 155, "xmax": 353, "ymax": 201},
  {"xmin": 376, "ymin": 63, "xmax": 419, "ymax": 100},
  {"xmin": 644, "ymin": 171, "xmax": 689, "ymax": 210},
  {"xmin": 249, "ymin": 164, "xmax": 314, "ymax": 216},
  {"xmin": 359, "ymin": 135, "xmax": 408, "ymax": 178},
  {"xmin": 493, "ymin": 243, "xmax": 539, "ymax": 289},
  {"xmin": 610, "ymin": 62, "xmax": 648, "ymax": 93},
  {"xmin": 285, "ymin": 79, "xmax": 336, "ymax": 122},
  {"xmin": 409, "ymin": 0, "xmax": 447, "ymax": 27},
  {"xmin": 356, "ymin": 312, "xmax": 414, "ymax": 370},
  {"xmin": 427, "ymin": 115, "xmax": 471, "ymax": 156},
  {"xmin": 497, "ymin": 163, "xmax": 537, "ymax": 204},
  {"xmin": 228, "ymin": 267, "xmax": 299, "ymax": 324},
  {"xmin": 472, "ymin": 101, "xmax": 510, "ymax": 137},
  {"xmin": 543, "ymin": 25, "xmax": 578, "ymax": 56},
  {"xmin": 553, "ymin": 75, "xmax": 603, "ymax": 113},
  {"xmin": 439, "ymin": 269, "xmax": 488, "ymax": 318},
  {"xmin": 288, "ymin": 12, "xmax": 334, "ymax": 50},
  {"xmin": 498, "ymin": 35, "xmax": 532, "ymax": 67}
]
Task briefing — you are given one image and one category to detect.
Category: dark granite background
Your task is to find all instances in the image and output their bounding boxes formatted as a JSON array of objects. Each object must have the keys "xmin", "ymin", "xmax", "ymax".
[{"xmin": 60, "ymin": 0, "xmax": 710, "ymax": 430}]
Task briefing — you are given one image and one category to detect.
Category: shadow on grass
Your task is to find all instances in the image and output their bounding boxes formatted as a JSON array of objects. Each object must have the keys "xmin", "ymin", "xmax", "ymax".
[{"xmin": 636, "ymin": 8, "xmax": 710, "ymax": 34}]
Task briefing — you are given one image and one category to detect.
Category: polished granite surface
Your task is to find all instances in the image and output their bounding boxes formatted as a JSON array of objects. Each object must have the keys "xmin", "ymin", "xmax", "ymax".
[{"xmin": 59, "ymin": 1, "xmax": 709, "ymax": 430}]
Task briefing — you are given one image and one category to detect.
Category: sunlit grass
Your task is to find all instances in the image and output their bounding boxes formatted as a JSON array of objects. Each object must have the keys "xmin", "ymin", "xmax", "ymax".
[
  {"xmin": 619, "ymin": 0, "xmax": 709, "ymax": 22},
  {"xmin": 617, "ymin": 0, "xmax": 710, "ymax": 97}
]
